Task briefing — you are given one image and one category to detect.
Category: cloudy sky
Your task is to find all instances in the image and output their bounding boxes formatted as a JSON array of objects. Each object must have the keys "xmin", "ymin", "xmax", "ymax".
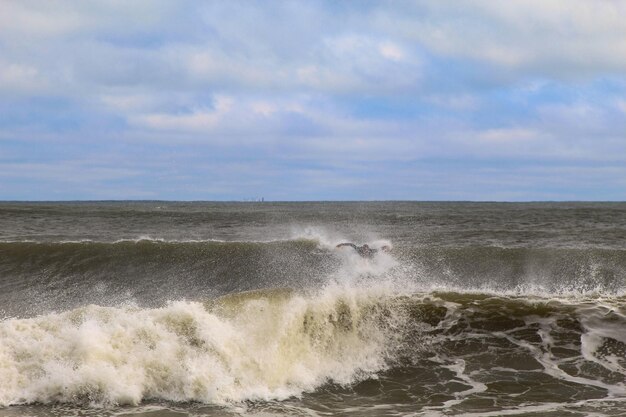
[{"xmin": 1, "ymin": 0, "xmax": 625, "ymax": 200}]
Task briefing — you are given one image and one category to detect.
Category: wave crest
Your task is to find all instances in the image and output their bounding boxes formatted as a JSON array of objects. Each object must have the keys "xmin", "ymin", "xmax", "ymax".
[{"xmin": 0, "ymin": 283, "xmax": 407, "ymax": 407}]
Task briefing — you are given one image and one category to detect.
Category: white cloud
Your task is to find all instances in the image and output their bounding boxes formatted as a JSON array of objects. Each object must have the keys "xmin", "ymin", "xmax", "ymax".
[
  {"xmin": 426, "ymin": 94, "xmax": 480, "ymax": 110},
  {"xmin": 1, "ymin": 0, "xmax": 621, "ymax": 101},
  {"xmin": 251, "ymin": 101, "xmax": 277, "ymax": 117},
  {"xmin": 100, "ymin": 93, "xmax": 161, "ymax": 112},
  {"xmin": 0, "ymin": 2, "xmax": 86, "ymax": 37},
  {"xmin": 383, "ymin": 0, "xmax": 626, "ymax": 76},
  {"xmin": 0, "ymin": 1, "xmax": 624, "ymax": 200},
  {"xmin": 132, "ymin": 96, "xmax": 233, "ymax": 132},
  {"xmin": 176, "ymin": 32, "xmax": 421, "ymax": 94},
  {"xmin": 378, "ymin": 42, "xmax": 405, "ymax": 62},
  {"xmin": 182, "ymin": 48, "xmax": 284, "ymax": 89},
  {"xmin": 0, "ymin": 62, "xmax": 44, "ymax": 93},
  {"xmin": 0, "ymin": 0, "xmax": 175, "ymax": 38},
  {"xmin": 0, "ymin": 162, "xmax": 141, "ymax": 182},
  {"xmin": 478, "ymin": 128, "xmax": 543, "ymax": 143}
]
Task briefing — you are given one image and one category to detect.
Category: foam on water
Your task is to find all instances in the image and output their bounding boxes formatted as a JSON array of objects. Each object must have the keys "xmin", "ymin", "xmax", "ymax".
[
  {"xmin": 2, "ymin": 221, "xmax": 626, "ymax": 414},
  {"xmin": 0, "ymin": 277, "xmax": 409, "ymax": 407}
]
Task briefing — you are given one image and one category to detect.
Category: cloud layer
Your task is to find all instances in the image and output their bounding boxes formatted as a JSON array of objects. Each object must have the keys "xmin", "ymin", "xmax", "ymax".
[{"xmin": 1, "ymin": 0, "xmax": 624, "ymax": 200}]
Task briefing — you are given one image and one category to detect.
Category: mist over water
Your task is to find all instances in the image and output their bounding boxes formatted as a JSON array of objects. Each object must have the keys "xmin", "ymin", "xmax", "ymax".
[{"xmin": 0, "ymin": 202, "xmax": 625, "ymax": 416}]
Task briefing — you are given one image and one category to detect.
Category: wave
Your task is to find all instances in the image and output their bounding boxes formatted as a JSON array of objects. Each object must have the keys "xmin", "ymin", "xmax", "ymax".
[
  {"xmin": 0, "ymin": 225, "xmax": 391, "ymax": 249},
  {"xmin": 405, "ymin": 246, "xmax": 626, "ymax": 296},
  {"xmin": 0, "ymin": 238, "xmax": 343, "ymax": 318},
  {"xmin": 0, "ymin": 283, "xmax": 407, "ymax": 407},
  {"xmin": 2, "ymin": 283, "xmax": 626, "ymax": 408},
  {"xmin": 2, "ymin": 231, "xmax": 626, "ymax": 410},
  {"xmin": 1, "ymin": 238, "xmax": 625, "ymax": 321},
  {"xmin": 1, "ymin": 240, "xmax": 624, "ymax": 299}
]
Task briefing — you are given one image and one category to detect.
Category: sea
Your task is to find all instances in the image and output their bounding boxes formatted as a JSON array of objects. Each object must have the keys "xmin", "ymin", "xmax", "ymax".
[{"xmin": 0, "ymin": 201, "xmax": 625, "ymax": 417}]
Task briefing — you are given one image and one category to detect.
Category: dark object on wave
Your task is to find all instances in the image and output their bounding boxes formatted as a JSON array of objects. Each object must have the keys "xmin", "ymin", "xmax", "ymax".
[{"xmin": 335, "ymin": 243, "xmax": 390, "ymax": 258}]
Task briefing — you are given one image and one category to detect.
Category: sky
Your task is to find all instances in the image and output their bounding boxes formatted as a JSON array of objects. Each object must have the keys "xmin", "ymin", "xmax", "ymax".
[{"xmin": 0, "ymin": 0, "xmax": 625, "ymax": 201}]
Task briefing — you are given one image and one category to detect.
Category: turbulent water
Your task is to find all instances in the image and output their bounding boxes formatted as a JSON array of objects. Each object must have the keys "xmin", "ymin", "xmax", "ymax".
[{"xmin": 0, "ymin": 202, "xmax": 625, "ymax": 416}]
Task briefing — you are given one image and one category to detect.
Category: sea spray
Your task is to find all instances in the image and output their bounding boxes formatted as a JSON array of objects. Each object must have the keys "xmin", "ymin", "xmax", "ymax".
[
  {"xmin": 2, "ymin": 201, "xmax": 626, "ymax": 416},
  {"xmin": 0, "ymin": 281, "xmax": 410, "ymax": 407}
]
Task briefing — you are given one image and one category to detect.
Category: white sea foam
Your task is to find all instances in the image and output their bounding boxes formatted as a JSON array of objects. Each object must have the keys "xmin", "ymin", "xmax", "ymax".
[{"xmin": 0, "ymin": 280, "xmax": 408, "ymax": 407}]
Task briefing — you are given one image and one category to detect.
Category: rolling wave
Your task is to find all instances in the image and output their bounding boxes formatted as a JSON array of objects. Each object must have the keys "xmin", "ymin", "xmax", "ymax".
[
  {"xmin": 0, "ymin": 239, "xmax": 338, "ymax": 318},
  {"xmin": 1, "ymin": 240, "xmax": 625, "ymax": 301},
  {"xmin": 0, "ymin": 283, "xmax": 405, "ymax": 407},
  {"xmin": 1, "ymin": 233, "xmax": 626, "ymax": 411},
  {"xmin": 1, "ymin": 284, "xmax": 626, "ymax": 408}
]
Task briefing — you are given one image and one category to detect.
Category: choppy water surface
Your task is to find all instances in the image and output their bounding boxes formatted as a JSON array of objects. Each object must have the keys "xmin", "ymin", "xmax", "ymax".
[{"xmin": 0, "ymin": 201, "xmax": 625, "ymax": 416}]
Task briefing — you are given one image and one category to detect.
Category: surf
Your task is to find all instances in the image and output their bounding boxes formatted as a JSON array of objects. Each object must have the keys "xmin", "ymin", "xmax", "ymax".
[{"xmin": 0, "ymin": 281, "xmax": 411, "ymax": 407}]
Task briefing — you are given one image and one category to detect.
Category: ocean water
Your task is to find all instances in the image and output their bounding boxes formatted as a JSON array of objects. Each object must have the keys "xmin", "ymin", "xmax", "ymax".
[{"xmin": 0, "ymin": 201, "xmax": 625, "ymax": 416}]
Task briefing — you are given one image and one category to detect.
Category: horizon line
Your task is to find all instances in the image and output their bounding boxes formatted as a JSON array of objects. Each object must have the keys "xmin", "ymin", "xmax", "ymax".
[{"xmin": 1, "ymin": 199, "xmax": 624, "ymax": 204}]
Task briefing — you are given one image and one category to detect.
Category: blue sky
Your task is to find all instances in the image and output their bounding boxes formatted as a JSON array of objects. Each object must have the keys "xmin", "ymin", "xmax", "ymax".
[{"xmin": 0, "ymin": 0, "xmax": 625, "ymax": 201}]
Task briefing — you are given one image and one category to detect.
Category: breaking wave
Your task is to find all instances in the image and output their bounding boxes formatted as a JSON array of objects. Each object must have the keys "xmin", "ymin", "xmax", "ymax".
[
  {"xmin": 0, "ymin": 282, "xmax": 409, "ymax": 407},
  {"xmin": 1, "ymin": 231, "xmax": 626, "ymax": 412}
]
